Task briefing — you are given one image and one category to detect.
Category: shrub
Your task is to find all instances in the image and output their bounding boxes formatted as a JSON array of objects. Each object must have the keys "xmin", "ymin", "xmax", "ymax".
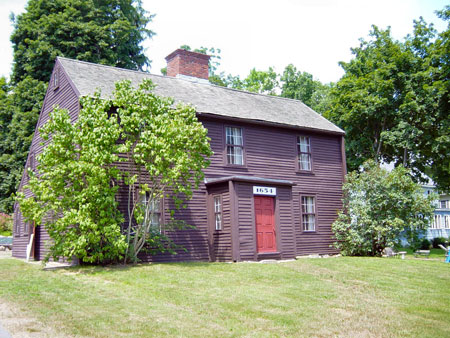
[
  {"xmin": 0, "ymin": 213, "xmax": 13, "ymax": 236},
  {"xmin": 420, "ymin": 239, "xmax": 431, "ymax": 250},
  {"xmin": 432, "ymin": 237, "xmax": 448, "ymax": 248},
  {"xmin": 332, "ymin": 161, "xmax": 435, "ymax": 256}
]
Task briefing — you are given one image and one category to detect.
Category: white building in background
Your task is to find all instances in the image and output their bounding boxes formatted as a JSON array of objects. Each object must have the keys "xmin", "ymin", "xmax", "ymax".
[{"xmin": 423, "ymin": 184, "xmax": 450, "ymax": 240}]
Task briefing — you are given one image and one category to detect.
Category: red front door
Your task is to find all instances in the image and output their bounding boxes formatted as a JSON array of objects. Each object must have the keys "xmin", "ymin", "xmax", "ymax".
[{"xmin": 254, "ymin": 196, "xmax": 277, "ymax": 253}]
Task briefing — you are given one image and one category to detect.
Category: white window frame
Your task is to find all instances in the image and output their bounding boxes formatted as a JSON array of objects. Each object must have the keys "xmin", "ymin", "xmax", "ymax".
[
  {"xmin": 301, "ymin": 196, "xmax": 316, "ymax": 231},
  {"xmin": 225, "ymin": 127, "xmax": 244, "ymax": 165},
  {"xmin": 214, "ymin": 195, "xmax": 222, "ymax": 230},
  {"xmin": 297, "ymin": 136, "xmax": 312, "ymax": 171},
  {"xmin": 140, "ymin": 192, "xmax": 163, "ymax": 233}
]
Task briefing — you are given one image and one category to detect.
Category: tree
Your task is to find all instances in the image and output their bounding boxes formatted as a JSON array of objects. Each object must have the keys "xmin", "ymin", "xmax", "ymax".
[
  {"xmin": 0, "ymin": 77, "xmax": 47, "ymax": 213},
  {"xmin": 10, "ymin": 0, "xmax": 154, "ymax": 84},
  {"xmin": 17, "ymin": 93, "xmax": 126, "ymax": 264},
  {"xmin": 280, "ymin": 64, "xmax": 332, "ymax": 113},
  {"xmin": 0, "ymin": 0, "xmax": 154, "ymax": 213},
  {"xmin": 326, "ymin": 11, "xmax": 450, "ymax": 190},
  {"xmin": 331, "ymin": 161, "xmax": 435, "ymax": 256},
  {"xmin": 17, "ymin": 79, "xmax": 212, "ymax": 264},
  {"xmin": 114, "ymin": 80, "xmax": 212, "ymax": 262}
]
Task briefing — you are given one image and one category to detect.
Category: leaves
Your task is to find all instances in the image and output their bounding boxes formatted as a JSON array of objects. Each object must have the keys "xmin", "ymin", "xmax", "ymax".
[
  {"xmin": 325, "ymin": 11, "xmax": 450, "ymax": 190},
  {"xmin": 1, "ymin": 0, "xmax": 154, "ymax": 213},
  {"xmin": 332, "ymin": 161, "xmax": 435, "ymax": 256},
  {"xmin": 17, "ymin": 79, "xmax": 213, "ymax": 264}
]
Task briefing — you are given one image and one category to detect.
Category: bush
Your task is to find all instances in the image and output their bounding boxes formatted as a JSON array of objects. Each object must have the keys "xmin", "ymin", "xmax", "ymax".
[
  {"xmin": 0, "ymin": 213, "xmax": 13, "ymax": 236},
  {"xmin": 432, "ymin": 237, "xmax": 448, "ymax": 248},
  {"xmin": 331, "ymin": 161, "xmax": 435, "ymax": 256},
  {"xmin": 420, "ymin": 239, "xmax": 431, "ymax": 250}
]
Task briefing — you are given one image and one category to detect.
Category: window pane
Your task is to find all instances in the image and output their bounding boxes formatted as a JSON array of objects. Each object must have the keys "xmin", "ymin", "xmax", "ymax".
[
  {"xmin": 302, "ymin": 196, "xmax": 315, "ymax": 213},
  {"xmin": 227, "ymin": 146, "xmax": 243, "ymax": 165},
  {"xmin": 214, "ymin": 196, "xmax": 221, "ymax": 212},
  {"xmin": 298, "ymin": 136, "xmax": 310, "ymax": 153},
  {"xmin": 149, "ymin": 199, "xmax": 160, "ymax": 212},
  {"xmin": 302, "ymin": 215, "xmax": 315, "ymax": 231},
  {"xmin": 150, "ymin": 213, "xmax": 160, "ymax": 227},
  {"xmin": 299, "ymin": 154, "xmax": 311, "ymax": 170},
  {"xmin": 226, "ymin": 127, "xmax": 243, "ymax": 146},
  {"xmin": 215, "ymin": 213, "xmax": 222, "ymax": 230}
]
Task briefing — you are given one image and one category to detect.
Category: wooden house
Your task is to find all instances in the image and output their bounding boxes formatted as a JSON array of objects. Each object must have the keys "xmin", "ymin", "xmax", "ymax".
[{"xmin": 13, "ymin": 49, "xmax": 346, "ymax": 262}]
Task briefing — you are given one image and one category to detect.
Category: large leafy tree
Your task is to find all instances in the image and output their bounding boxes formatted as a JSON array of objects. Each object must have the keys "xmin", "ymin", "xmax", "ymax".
[
  {"xmin": 326, "ymin": 9, "xmax": 450, "ymax": 190},
  {"xmin": 280, "ymin": 64, "xmax": 332, "ymax": 113},
  {"xmin": 0, "ymin": 0, "xmax": 154, "ymax": 213},
  {"xmin": 18, "ymin": 80, "xmax": 212, "ymax": 264},
  {"xmin": 332, "ymin": 161, "xmax": 435, "ymax": 256},
  {"xmin": 10, "ymin": 0, "xmax": 154, "ymax": 83}
]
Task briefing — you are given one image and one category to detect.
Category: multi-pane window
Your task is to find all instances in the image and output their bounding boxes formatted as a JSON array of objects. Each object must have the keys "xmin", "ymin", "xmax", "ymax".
[
  {"xmin": 297, "ymin": 136, "xmax": 311, "ymax": 171},
  {"xmin": 214, "ymin": 196, "xmax": 222, "ymax": 230},
  {"xmin": 226, "ymin": 127, "xmax": 244, "ymax": 165},
  {"xmin": 140, "ymin": 193, "xmax": 162, "ymax": 233},
  {"xmin": 433, "ymin": 214, "xmax": 450, "ymax": 229},
  {"xmin": 301, "ymin": 196, "xmax": 316, "ymax": 231},
  {"xmin": 439, "ymin": 200, "xmax": 449, "ymax": 209}
]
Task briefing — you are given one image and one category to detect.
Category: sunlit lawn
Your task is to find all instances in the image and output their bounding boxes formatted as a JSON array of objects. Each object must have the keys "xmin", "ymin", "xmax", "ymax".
[{"xmin": 1, "ymin": 256, "xmax": 449, "ymax": 337}]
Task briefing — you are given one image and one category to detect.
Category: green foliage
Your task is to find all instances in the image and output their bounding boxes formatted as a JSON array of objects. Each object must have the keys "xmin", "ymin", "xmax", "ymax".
[
  {"xmin": 10, "ymin": 0, "xmax": 154, "ymax": 84},
  {"xmin": 432, "ymin": 237, "xmax": 449, "ymax": 248},
  {"xmin": 17, "ymin": 94, "xmax": 126, "ymax": 264},
  {"xmin": 419, "ymin": 238, "xmax": 432, "ymax": 250},
  {"xmin": 0, "ymin": 213, "xmax": 12, "ymax": 236},
  {"xmin": 1, "ymin": 0, "xmax": 154, "ymax": 213},
  {"xmin": 0, "ymin": 77, "xmax": 47, "ymax": 213},
  {"xmin": 113, "ymin": 80, "xmax": 212, "ymax": 262},
  {"xmin": 17, "ymin": 80, "xmax": 212, "ymax": 264},
  {"xmin": 326, "ymin": 10, "xmax": 450, "ymax": 190},
  {"xmin": 332, "ymin": 161, "xmax": 435, "ymax": 256}
]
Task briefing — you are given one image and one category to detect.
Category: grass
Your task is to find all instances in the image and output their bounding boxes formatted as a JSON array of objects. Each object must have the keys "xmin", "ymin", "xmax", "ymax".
[
  {"xmin": 399, "ymin": 247, "xmax": 447, "ymax": 259},
  {"xmin": 1, "ymin": 257, "xmax": 449, "ymax": 337}
]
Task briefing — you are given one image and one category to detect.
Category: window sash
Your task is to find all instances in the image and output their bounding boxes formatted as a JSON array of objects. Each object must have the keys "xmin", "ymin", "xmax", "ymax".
[
  {"xmin": 214, "ymin": 196, "xmax": 222, "ymax": 230},
  {"xmin": 301, "ymin": 196, "xmax": 316, "ymax": 231},
  {"xmin": 226, "ymin": 127, "xmax": 243, "ymax": 146},
  {"xmin": 139, "ymin": 193, "xmax": 162, "ymax": 231},
  {"xmin": 227, "ymin": 145, "xmax": 243, "ymax": 165},
  {"xmin": 297, "ymin": 136, "xmax": 311, "ymax": 171},
  {"xmin": 226, "ymin": 127, "xmax": 244, "ymax": 165}
]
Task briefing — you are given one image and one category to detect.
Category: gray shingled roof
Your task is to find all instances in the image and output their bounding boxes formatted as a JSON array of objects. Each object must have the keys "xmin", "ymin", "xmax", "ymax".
[{"xmin": 58, "ymin": 57, "xmax": 344, "ymax": 135}]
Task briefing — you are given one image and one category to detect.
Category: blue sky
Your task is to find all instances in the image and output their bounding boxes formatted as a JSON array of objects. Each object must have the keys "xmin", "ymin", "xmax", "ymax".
[{"xmin": 0, "ymin": 0, "xmax": 448, "ymax": 83}]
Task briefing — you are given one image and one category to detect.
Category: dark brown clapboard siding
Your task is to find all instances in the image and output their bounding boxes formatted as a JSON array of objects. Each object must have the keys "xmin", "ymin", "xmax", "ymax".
[
  {"xmin": 13, "ymin": 60, "xmax": 80, "ymax": 260},
  {"xmin": 208, "ymin": 184, "xmax": 232, "ymax": 261},
  {"xmin": 200, "ymin": 118, "xmax": 343, "ymax": 258},
  {"xmin": 14, "ymin": 60, "xmax": 344, "ymax": 261}
]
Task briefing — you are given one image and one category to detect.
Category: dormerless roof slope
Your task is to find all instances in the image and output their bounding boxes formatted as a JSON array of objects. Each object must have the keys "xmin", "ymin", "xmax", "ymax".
[{"xmin": 58, "ymin": 57, "xmax": 344, "ymax": 135}]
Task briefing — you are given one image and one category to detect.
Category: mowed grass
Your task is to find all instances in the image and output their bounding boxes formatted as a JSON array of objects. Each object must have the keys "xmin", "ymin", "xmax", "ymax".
[{"xmin": 1, "ymin": 257, "xmax": 449, "ymax": 337}]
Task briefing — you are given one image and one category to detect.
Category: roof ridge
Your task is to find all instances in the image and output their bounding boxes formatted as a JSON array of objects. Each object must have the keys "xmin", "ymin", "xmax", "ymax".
[{"xmin": 56, "ymin": 57, "xmax": 315, "ymax": 108}]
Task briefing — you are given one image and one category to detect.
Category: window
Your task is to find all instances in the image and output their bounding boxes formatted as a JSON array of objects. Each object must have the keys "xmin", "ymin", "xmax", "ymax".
[
  {"xmin": 301, "ymin": 196, "xmax": 316, "ymax": 231},
  {"xmin": 297, "ymin": 136, "xmax": 311, "ymax": 171},
  {"xmin": 226, "ymin": 127, "xmax": 244, "ymax": 165},
  {"xmin": 54, "ymin": 67, "xmax": 60, "ymax": 89},
  {"xmin": 214, "ymin": 195, "xmax": 222, "ymax": 230},
  {"xmin": 140, "ymin": 193, "xmax": 162, "ymax": 233},
  {"xmin": 439, "ymin": 200, "xmax": 449, "ymax": 209}
]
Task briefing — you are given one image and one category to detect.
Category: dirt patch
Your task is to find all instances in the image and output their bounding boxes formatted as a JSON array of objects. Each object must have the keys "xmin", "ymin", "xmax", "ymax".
[{"xmin": 0, "ymin": 300, "xmax": 74, "ymax": 338}]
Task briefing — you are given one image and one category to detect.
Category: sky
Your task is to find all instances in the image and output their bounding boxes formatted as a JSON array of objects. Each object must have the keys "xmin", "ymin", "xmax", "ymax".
[{"xmin": 0, "ymin": 0, "xmax": 448, "ymax": 84}]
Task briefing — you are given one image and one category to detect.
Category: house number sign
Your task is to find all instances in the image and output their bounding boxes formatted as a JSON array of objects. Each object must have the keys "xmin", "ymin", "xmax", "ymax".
[{"xmin": 253, "ymin": 186, "xmax": 276, "ymax": 196}]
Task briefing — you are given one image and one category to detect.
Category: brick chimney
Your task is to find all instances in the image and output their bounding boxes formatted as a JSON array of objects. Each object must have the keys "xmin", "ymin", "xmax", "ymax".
[{"xmin": 165, "ymin": 49, "xmax": 211, "ymax": 81}]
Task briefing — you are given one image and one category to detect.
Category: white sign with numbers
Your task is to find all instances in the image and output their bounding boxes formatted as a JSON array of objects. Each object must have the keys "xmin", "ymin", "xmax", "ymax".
[{"xmin": 253, "ymin": 186, "xmax": 276, "ymax": 196}]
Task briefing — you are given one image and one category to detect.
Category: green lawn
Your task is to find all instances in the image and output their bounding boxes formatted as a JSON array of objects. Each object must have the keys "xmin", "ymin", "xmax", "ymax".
[{"xmin": 1, "ymin": 257, "xmax": 449, "ymax": 337}]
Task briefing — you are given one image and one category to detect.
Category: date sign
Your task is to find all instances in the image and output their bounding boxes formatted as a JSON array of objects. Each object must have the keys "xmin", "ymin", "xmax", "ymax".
[{"xmin": 253, "ymin": 186, "xmax": 276, "ymax": 196}]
